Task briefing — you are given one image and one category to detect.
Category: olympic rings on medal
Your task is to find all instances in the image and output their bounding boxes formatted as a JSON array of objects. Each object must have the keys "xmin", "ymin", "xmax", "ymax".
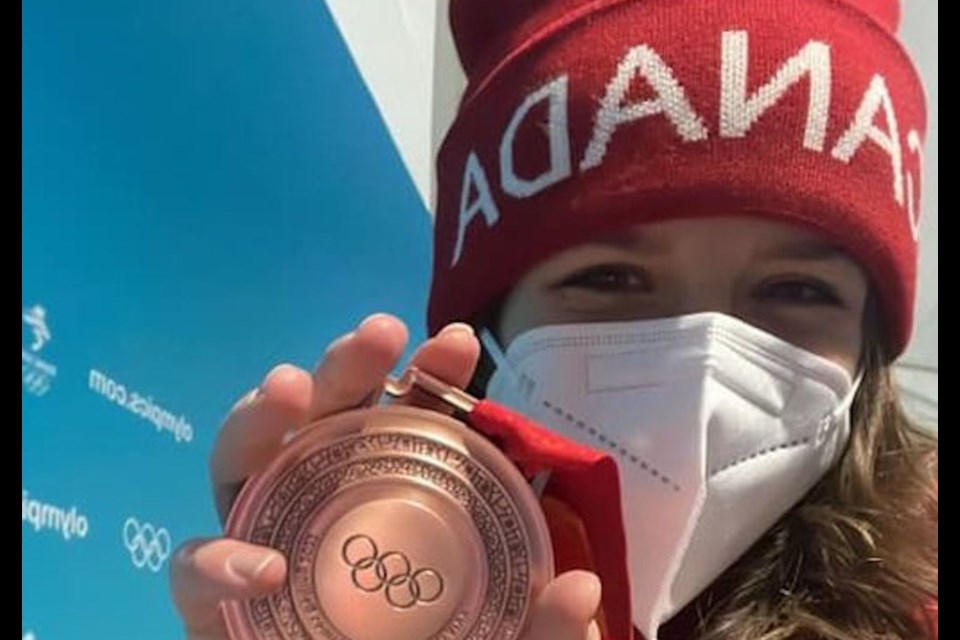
[{"xmin": 341, "ymin": 534, "xmax": 445, "ymax": 608}]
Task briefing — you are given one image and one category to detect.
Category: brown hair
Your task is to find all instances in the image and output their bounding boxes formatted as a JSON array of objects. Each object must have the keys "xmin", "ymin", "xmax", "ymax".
[{"xmin": 468, "ymin": 293, "xmax": 938, "ymax": 639}]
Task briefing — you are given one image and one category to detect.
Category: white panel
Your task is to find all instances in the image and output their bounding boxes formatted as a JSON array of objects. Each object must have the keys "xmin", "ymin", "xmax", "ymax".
[
  {"xmin": 895, "ymin": 3, "xmax": 938, "ymax": 431},
  {"xmin": 325, "ymin": 0, "xmax": 444, "ymax": 213}
]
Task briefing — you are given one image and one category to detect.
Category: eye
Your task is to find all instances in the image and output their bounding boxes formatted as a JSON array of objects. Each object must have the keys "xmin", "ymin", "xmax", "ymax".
[
  {"xmin": 554, "ymin": 264, "xmax": 650, "ymax": 293},
  {"xmin": 753, "ymin": 277, "xmax": 843, "ymax": 306}
]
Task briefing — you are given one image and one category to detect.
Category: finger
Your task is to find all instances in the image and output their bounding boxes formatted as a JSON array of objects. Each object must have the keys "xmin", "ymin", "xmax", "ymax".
[
  {"xmin": 210, "ymin": 364, "xmax": 314, "ymax": 521},
  {"xmin": 523, "ymin": 570, "xmax": 602, "ymax": 640},
  {"xmin": 309, "ymin": 312, "xmax": 409, "ymax": 420},
  {"xmin": 170, "ymin": 538, "xmax": 286, "ymax": 638},
  {"xmin": 209, "ymin": 313, "xmax": 407, "ymax": 521},
  {"xmin": 394, "ymin": 322, "xmax": 481, "ymax": 414}
]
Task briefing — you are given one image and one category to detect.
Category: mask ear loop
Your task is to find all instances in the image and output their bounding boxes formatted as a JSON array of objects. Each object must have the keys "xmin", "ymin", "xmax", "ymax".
[
  {"xmin": 479, "ymin": 327, "xmax": 553, "ymax": 496},
  {"xmin": 818, "ymin": 369, "xmax": 864, "ymax": 457},
  {"xmin": 480, "ymin": 327, "xmax": 520, "ymax": 388},
  {"xmin": 836, "ymin": 370, "xmax": 865, "ymax": 419}
]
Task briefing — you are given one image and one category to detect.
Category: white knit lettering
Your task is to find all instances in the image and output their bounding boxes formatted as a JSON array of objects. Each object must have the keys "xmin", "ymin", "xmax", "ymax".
[
  {"xmin": 904, "ymin": 129, "xmax": 923, "ymax": 240},
  {"xmin": 580, "ymin": 44, "xmax": 708, "ymax": 172},
  {"xmin": 831, "ymin": 74, "xmax": 904, "ymax": 206},
  {"xmin": 501, "ymin": 75, "xmax": 572, "ymax": 198},
  {"xmin": 451, "ymin": 33, "xmax": 919, "ymax": 267},
  {"xmin": 720, "ymin": 30, "xmax": 831, "ymax": 152},
  {"xmin": 452, "ymin": 151, "xmax": 501, "ymax": 266}
]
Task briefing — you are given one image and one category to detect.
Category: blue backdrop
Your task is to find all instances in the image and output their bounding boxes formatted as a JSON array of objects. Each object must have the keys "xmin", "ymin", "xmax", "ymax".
[{"xmin": 22, "ymin": 1, "xmax": 431, "ymax": 637}]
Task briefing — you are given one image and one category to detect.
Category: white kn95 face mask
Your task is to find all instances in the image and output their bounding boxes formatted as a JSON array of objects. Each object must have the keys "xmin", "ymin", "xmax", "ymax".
[{"xmin": 481, "ymin": 312, "xmax": 862, "ymax": 640}]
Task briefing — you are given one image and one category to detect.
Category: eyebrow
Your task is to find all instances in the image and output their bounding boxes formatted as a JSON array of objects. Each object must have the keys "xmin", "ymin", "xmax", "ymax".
[
  {"xmin": 757, "ymin": 240, "xmax": 852, "ymax": 262},
  {"xmin": 587, "ymin": 228, "xmax": 859, "ymax": 268},
  {"xmin": 588, "ymin": 232, "xmax": 854, "ymax": 263},
  {"xmin": 586, "ymin": 229, "xmax": 671, "ymax": 254}
]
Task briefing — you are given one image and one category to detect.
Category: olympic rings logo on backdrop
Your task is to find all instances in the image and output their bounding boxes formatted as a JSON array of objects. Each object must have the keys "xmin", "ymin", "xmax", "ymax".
[
  {"xmin": 341, "ymin": 534, "xmax": 445, "ymax": 608},
  {"xmin": 122, "ymin": 517, "xmax": 172, "ymax": 573}
]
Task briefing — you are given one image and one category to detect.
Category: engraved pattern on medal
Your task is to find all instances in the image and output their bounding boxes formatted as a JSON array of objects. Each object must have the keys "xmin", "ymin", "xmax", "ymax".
[{"xmin": 238, "ymin": 432, "xmax": 532, "ymax": 639}]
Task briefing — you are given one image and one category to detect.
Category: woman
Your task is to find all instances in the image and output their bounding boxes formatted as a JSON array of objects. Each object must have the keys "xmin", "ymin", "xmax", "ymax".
[{"xmin": 171, "ymin": 0, "xmax": 937, "ymax": 638}]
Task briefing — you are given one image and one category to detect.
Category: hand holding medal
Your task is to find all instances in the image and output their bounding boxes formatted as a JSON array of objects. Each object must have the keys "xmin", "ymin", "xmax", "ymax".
[{"xmin": 170, "ymin": 313, "xmax": 602, "ymax": 640}]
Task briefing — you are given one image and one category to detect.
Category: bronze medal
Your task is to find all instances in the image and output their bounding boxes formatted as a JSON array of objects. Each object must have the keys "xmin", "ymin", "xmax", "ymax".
[{"xmin": 224, "ymin": 370, "xmax": 553, "ymax": 640}]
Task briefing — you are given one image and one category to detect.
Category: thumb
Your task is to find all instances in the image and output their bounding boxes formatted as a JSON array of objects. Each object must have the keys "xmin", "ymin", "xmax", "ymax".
[{"xmin": 522, "ymin": 570, "xmax": 602, "ymax": 640}]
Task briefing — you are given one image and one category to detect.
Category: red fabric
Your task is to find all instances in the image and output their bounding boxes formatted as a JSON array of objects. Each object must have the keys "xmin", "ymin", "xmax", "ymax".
[
  {"xmin": 451, "ymin": 0, "xmax": 903, "ymax": 78},
  {"xmin": 429, "ymin": 0, "xmax": 927, "ymax": 357},
  {"xmin": 469, "ymin": 399, "xmax": 634, "ymax": 640},
  {"xmin": 539, "ymin": 496, "xmax": 614, "ymax": 634}
]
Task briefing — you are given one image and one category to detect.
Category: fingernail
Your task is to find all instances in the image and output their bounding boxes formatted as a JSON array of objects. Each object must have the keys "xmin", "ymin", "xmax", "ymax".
[
  {"xmin": 232, "ymin": 387, "xmax": 261, "ymax": 412},
  {"xmin": 359, "ymin": 312, "xmax": 393, "ymax": 329},
  {"xmin": 578, "ymin": 572, "xmax": 602, "ymax": 608},
  {"xmin": 438, "ymin": 322, "xmax": 475, "ymax": 337},
  {"xmin": 226, "ymin": 551, "xmax": 281, "ymax": 584},
  {"xmin": 263, "ymin": 363, "xmax": 295, "ymax": 387},
  {"xmin": 281, "ymin": 427, "xmax": 300, "ymax": 446},
  {"xmin": 586, "ymin": 620, "xmax": 601, "ymax": 640},
  {"xmin": 173, "ymin": 540, "xmax": 200, "ymax": 566},
  {"xmin": 323, "ymin": 331, "xmax": 355, "ymax": 356}
]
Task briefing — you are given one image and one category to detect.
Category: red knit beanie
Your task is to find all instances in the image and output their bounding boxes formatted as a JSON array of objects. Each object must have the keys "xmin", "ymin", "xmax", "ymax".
[{"xmin": 427, "ymin": 0, "xmax": 927, "ymax": 357}]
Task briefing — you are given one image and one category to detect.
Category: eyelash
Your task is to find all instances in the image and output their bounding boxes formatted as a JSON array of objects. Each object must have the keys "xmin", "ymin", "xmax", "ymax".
[
  {"xmin": 555, "ymin": 264, "xmax": 649, "ymax": 292},
  {"xmin": 556, "ymin": 266, "xmax": 843, "ymax": 306},
  {"xmin": 753, "ymin": 278, "xmax": 843, "ymax": 306}
]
